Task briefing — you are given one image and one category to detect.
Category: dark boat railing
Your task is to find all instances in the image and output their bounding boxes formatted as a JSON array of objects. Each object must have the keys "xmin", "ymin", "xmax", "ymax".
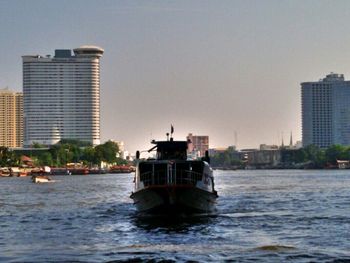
[{"xmin": 140, "ymin": 169, "xmax": 203, "ymax": 187}]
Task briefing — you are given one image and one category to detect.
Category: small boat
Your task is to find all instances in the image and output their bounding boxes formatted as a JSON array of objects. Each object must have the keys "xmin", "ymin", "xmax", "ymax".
[
  {"xmin": 68, "ymin": 168, "xmax": 89, "ymax": 175},
  {"xmin": 109, "ymin": 165, "xmax": 134, "ymax": 173},
  {"xmin": 50, "ymin": 168, "xmax": 71, "ymax": 175},
  {"xmin": 88, "ymin": 168, "xmax": 106, "ymax": 174},
  {"xmin": 32, "ymin": 175, "xmax": 54, "ymax": 183},
  {"xmin": 10, "ymin": 167, "xmax": 21, "ymax": 177},
  {"xmin": 18, "ymin": 171, "xmax": 27, "ymax": 177},
  {"xmin": 130, "ymin": 128, "xmax": 218, "ymax": 214},
  {"xmin": 0, "ymin": 168, "xmax": 11, "ymax": 177}
]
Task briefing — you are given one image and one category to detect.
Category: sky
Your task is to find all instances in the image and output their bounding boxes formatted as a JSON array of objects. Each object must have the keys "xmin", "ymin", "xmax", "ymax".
[{"xmin": 1, "ymin": 0, "xmax": 350, "ymax": 153}]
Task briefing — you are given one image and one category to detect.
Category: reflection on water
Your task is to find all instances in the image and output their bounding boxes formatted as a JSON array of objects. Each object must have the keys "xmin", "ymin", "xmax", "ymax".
[
  {"xmin": 132, "ymin": 213, "xmax": 216, "ymax": 232},
  {"xmin": 1, "ymin": 171, "xmax": 350, "ymax": 262}
]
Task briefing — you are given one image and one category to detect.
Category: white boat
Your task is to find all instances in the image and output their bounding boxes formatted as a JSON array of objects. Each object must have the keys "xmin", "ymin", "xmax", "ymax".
[
  {"xmin": 32, "ymin": 175, "xmax": 54, "ymax": 183},
  {"xmin": 130, "ymin": 130, "xmax": 218, "ymax": 214},
  {"xmin": 0, "ymin": 168, "xmax": 11, "ymax": 177}
]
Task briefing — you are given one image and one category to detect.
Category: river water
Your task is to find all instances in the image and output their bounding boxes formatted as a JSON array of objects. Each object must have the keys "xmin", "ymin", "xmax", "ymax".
[{"xmin": 0, "ymin": 170, "xmax": 349, "ymax": 262}]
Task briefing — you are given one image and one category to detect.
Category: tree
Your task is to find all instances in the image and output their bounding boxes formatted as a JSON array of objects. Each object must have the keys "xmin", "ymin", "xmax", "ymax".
[
  {"xmin": 35, "ymin": 152, "xmax": 53, "ymax": 166},
  {"xmin": 210, "ymin": 147, "xmax": 242, "ymax": 168},
  {"xmin": 325, "ymin": 144, "xmax": 348, "ymax": 164},
  {"xmin": 293, "ymin": 148, "xmax": 307, "ymax": 163},
  {"xmin": 302, "ymin": 145, "xmax": 326, "ymax": 168},
  {"xmin": 94, "ymin": 141, "xmax": 119, "ymax": 164},
  {"xmin": 32, "ymin": 142, "xmax": 46, "ymax": 148},
  {"xmin": 81, "ymin": 146, "xmax": 96, "ymax": 165},
  {"xmin": 58, "ymin": 139, "xmax": 92, "ymax": 147},
  {"xmin": 0, "ymin": 147, "xmax": 19, "ymax": 166}
]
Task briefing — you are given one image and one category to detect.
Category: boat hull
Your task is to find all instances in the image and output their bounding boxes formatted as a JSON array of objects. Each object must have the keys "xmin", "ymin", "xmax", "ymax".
[
  {"xmin": 32, "ymin": 176, "xmax": 53, "ymax": 183},
  {"xmin": 131, "ymin": 185, "xmax": 217, "ymax": 214}
]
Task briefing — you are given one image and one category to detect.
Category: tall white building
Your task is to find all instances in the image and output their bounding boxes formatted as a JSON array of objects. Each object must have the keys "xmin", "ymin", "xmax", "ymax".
[
  {"xmin": 22, "ymin": 46, "xmax": 104, "ymax": 146},
  {"xmin": 301, "ymin": 73, "xmax": 350, "ymax": 148}
]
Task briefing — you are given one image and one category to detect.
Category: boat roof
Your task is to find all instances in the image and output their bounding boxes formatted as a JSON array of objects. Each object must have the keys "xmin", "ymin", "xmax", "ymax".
[
  {"xmin": 150, "ymin": 139, "xmax": 188, "ymax": 160},
  {"xmin": 153, "ymin": 140, "xmax": 188, "ymax": 150}
]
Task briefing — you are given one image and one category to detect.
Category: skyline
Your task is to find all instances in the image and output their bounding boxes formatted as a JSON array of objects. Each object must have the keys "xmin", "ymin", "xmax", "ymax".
[{"xmin": 2, "ymin": 1, "xmax": 350, "ymax": 153}]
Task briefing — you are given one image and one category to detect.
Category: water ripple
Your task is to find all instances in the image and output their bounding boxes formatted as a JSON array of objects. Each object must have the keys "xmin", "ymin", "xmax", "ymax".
[{"xmin": 1, "ymin": 171, "xmax": 350, "ymax": 262}]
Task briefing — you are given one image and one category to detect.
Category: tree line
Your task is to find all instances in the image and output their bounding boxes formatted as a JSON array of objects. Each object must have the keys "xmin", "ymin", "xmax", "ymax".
[
  {"xmin": 0, "ymin": 139, "xmax": 128, "ymax": 167},
  {"xmin": 210, "ymin": 144, "xmax": 350, "ymax": 169},
  {"xmin": 210, "ymin": 146, "xmax": 242, "ymax": 168}
]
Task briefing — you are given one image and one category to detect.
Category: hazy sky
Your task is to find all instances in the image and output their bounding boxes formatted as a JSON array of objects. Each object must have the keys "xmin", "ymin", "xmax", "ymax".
[{"xmin": 1, "ymin": 0, "xmax": 350, "ymax": 153}]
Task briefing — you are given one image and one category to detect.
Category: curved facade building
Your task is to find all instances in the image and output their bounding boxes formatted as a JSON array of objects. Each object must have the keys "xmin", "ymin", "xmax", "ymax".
[{"xmin": 22, "ymin": 46, "xmax": 103, "ymax": 146}]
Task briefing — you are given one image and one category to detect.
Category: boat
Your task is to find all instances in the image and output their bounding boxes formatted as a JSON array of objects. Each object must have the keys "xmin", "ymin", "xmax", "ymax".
[
  {"xmin": 68, "ymin": 168, "xmax": 89, "ymax": 175},
  {"xmin": 130, "ymin": 129, "xmax": 218, "ymax": 214},
  {"xmin": 0, "ymin": 168, "xmax": 11, "ymax": 177},
  {"xmin": 88, "ymin": 168, "xmax": 106, "ymax": 174},
  {"xmin": 109, "ymin": 165, "xmax": 134, "ymax": 173},
  {"xmin": 50, "ymin": 168, "xmax": 71, "ymax": 175},
  {"xmin": 10, "ymin": 167, "xmax": 21, "ymax": 177},
  {"xmin": 18, "ymin": 170, "xmax": 28, "ymax": 177},
  {"xmin": 32, "ymin": 175, "xmax": 54, "ymax": 183}
]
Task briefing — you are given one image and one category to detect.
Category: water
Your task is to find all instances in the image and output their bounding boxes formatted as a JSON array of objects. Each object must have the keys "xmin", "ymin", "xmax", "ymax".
[{"xmin": 1, "ymin": 170, "xmax": 350, "ymax": 262}]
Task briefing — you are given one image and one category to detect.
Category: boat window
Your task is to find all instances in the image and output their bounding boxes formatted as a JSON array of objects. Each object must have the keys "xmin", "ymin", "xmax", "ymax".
[
  {"xmin": 155, "ymin": 141, "xmax": 188, "ymax": 160},
  {"xmin": 157, "ymin": 150, "xmax": 186, "ymax": 160}
]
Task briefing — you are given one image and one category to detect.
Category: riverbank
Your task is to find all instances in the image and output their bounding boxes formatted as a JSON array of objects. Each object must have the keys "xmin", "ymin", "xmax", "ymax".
[{"xmin": 0, "ymin": 165, "xmax": 135, "ymax": 177}]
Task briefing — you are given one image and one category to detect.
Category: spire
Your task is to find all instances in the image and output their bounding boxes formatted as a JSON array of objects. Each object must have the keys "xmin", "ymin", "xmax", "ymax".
[
  {"xmin": 289, "ymin": 131, "xmax": 293, "ymax": 147},
  {"xmin": 281, "ymin": 132, "xmax": 284, "ymax": 148}
]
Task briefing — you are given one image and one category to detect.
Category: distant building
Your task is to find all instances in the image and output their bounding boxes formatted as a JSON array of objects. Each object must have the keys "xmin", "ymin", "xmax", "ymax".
[
  {"xmin": 301, "ymin": 73, "xmax": 350, "ymax": 148},
  {"xmin": 22, "ymin": 46, "xmax": 104, "ymax": 147},
  {"xmin": 208, "ymin": 147, "xmax": 228, "ymax": 156},
  {"xmin": 112, "ymin": 140, "xmax": 129, "ymax": 159},
  {"xmin": 295, "ymin": 141, "xmax": 302, "ymax": 149},
  {"xmin": 259, "ymin": 144, "xmax": 279, "ymax": 151},
  {"xmin": 245, "ymin": 149, "xmax": 281, "ymax": 168},
  {"xmin": 187, "ymin": 133, "xmax": 209, "ymax": 158},
  {"xmin": 113, "ymin": 141, "xmax": 125, "ymax": 152},
  {"xmin": 0, "ymin": 89, "xmax": 23, "ymax": 148}
]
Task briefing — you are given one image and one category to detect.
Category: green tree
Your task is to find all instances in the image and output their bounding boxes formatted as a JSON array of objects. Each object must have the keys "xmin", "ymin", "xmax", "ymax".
[
  {"xmin": 343, "ymin": 146, "xmax": 350, "ymax": 160},
  {"xmin": 58, "ymin": 139, "xmax": 92, "ymax": 147},
  {"xmin": 294, "ymin": 148, "xmax": 307, "ymax": 163},
  {"xmin": 32, "ymin": 142, "xmax": 46, "ymax": 148},
  {"xmin": 210, "ymin": 147, "xmax": 242, "ymax": 168},
  {"xmin": 81, "ymin": 146, "xmax": 97, "ymax": 166},
  {"xmin": 35, "ymin": 152, "xmax": 53, "ymax": 166},
  {"xmin": 0, "ymin": 147, "xmax": 19, "ymax": 166},
  {"xmin": 325, "ymin": 144, "xmax": 348, "ymax": 164},
  {"xmin": 94, "ymin": 141, "xmax": 119, "ymax": 164}
]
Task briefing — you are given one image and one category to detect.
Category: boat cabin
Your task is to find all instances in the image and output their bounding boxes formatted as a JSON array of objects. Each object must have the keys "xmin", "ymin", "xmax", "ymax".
[
  {"xmin": 135, "ymin": 139, "xmax": 213, "ymax": 189},
  {"xmin": 154, "ymin": 140, "xmax": 188, "ymax": 160}
]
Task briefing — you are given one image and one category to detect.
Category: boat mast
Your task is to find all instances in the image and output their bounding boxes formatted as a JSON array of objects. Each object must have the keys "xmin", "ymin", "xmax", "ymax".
[{"xmin": 170, "ymin": 125, "xmax": 174, "ymax": 141}]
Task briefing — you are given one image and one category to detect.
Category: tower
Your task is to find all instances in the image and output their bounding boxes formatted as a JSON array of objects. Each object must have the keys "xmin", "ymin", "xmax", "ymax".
[
  {"xmin": 0, "ymin": 89, "xmax": 23, "ymax": 148},
  {"xmin": 22, "ymin": 46, "xmax": 104, "ymax": 146},
  {"xmin": 301, "ymin": 73, "xmax": 350, "ymax": 148}
]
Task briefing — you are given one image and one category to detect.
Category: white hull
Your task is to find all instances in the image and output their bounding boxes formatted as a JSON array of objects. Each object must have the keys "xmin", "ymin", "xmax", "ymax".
[{"xmin": 32, "ymin": 176, "xmax": 54, "ymax": 183}]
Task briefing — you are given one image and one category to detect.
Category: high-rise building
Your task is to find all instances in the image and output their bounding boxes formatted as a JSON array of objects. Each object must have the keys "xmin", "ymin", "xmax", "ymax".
[
  {"xmin": 301, "ymin": 73, "xmax": 350, "ymax": 148},
  {"xmin": 0, "ymin": 89, "xmax": 23, "ymax": 148},
  {"xmin": 187, "ymin": 133, "xmax": 209, "ymax": 157},
  {"xmin": 22, "ymin": 46, "xmax": 104, "ymax": 147}
]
